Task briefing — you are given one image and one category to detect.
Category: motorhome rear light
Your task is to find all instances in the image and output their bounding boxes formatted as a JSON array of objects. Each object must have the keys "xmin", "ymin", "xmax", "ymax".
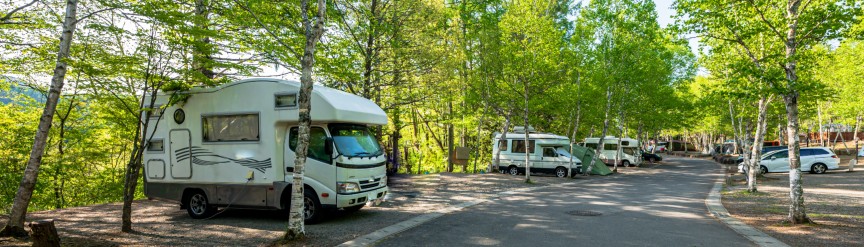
[{"xmin": 321, "ymin": 193, "xmax": 329, "ymax": 198}]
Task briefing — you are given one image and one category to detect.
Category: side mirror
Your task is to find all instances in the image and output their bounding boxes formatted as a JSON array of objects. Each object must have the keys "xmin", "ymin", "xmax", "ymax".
[{"xmin": 325, "ymin": 137, "xmax": 334, "ymax": 155}]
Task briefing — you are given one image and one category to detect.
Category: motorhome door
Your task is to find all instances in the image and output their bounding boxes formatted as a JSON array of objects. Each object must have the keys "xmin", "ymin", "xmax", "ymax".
[
  {"xmin": 170, "ymin": 129, "xmax": 192, "ymax": 179},
  {"xmin": 538, "ymin": 147, "xmax": 559, "ymax": 171}
]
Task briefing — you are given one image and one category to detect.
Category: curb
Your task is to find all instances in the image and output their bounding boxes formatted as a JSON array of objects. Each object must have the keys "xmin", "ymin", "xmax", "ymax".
[
  {"xmin": 706, "ymin": 181, "xmax": 790, "ymax": 247},
  {"xmin": 337, "ymin": 178, "xmax": 592, "ymax": 247}
]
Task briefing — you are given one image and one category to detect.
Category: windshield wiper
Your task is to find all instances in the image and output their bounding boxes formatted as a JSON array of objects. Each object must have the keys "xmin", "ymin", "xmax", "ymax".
[{"xmin": 346, "ymin": 151, "xmax": 371, "ymax": 158}]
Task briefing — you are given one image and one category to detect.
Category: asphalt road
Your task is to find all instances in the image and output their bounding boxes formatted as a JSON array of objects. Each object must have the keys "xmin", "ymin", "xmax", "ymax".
[{"xmin": 375, "ymin": 157, "xmax": 754, "ymax": 247}]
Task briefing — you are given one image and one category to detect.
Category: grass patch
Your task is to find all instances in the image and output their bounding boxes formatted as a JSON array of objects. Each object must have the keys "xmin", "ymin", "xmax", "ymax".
[
  {"xmin": 722, "ymin": 189, "xmax": 770, "ymax": 197},
  {"xmin": 761, "ymin": 206, "xmax": 786, "ymax": 214},
  {"xmin": 810, "ymin": 213, "xmax": 864, "ymax": 219}
]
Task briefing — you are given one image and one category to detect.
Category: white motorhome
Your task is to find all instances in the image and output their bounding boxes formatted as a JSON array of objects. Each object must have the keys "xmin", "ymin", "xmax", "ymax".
[
  {"xmin": 491, "ymin": 127, "xmax": 582, "ymax": 177},
  {"xmin": 583, "ymin": 136, "xmax": 642, "ymax": 167},
  {"xmin": 142, "ymin": 78, "xmax": 388, "ymax": 223}
]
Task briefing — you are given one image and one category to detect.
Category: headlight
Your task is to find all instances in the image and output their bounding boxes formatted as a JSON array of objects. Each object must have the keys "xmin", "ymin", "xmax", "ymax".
[{"xmin": 337, "ymin": 182, "xmax": 360, "ymax": 193}]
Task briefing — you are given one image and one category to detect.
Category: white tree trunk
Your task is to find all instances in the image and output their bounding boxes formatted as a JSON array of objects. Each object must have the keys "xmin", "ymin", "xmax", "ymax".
[
  {"xmin": 855, "ymin": 115, "xmax": 861, "ymax": 163},
  {"xmin": 782, "ymin": 0, "xmax": 812, "ymax": 224},
  {"xmin": 586, "ymin": 87, "xmax": 613, "ymax": 175},
  {"xmin": 729, "ymin": 100, "xmax": 740, "ymax": 155},
  {"xmin": 523, "ymin": 80, "xmax": 531, "ymax": 182},
  {"xmin": 285, "ymin": 0, "xmax": 326, "ymax": 240},
  {"xmin": 492, "ymin": 114, "xmax": 512, "ymax": 172},
  {"xmin": 747, "ymin": 96, "xmax": 771, "ymax": 192},
  {"xmin": 0, "ymin": 0, "xmax": 78, "ymax": 237}
]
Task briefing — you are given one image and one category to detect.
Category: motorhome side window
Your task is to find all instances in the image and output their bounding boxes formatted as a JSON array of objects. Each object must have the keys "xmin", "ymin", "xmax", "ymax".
[
  {"xmin": 275, "ymin": 93, "xmax": 297, "ymax": 108},
  {"xmin": 147, "ymin": 104, "xmax": 162, "ymax": 118},
  {"xmin": 543, "ymin": 148, "xmax": 556, "ymax": 157},
  {"xmin": 498, "ymin": 140, "xmax": 508, "ymax": 151},
  {"xmin": 585, "ymin": 143, "xmax": 598, "ymax": 150},
  {"xmin": 604, "ymin": 143, "xmax": 618, "ymax": 150},
  {"xmin": 289, "ymin": 127, "xmax": 331, "ymax": 163},
  {"xmin": 512, "ymin": 140, "xmax": 535, "ymax": 153},
  {"xmin": 202, "ymin": 113, "xmax": 260, "ymax": 142}
]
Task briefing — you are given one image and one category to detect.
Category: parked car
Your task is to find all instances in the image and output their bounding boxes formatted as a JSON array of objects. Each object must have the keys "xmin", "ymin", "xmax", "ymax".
[
  {"xmin": 738, "ymin": 147, "xmax": 840, "ymax": 175},
  {"xmin": 642, "ymin": 152, "xmax": 662, "ymax": 163},
  {"xmin": 649, "ymin": 142, "xmax": 668, "ymax": 153}
]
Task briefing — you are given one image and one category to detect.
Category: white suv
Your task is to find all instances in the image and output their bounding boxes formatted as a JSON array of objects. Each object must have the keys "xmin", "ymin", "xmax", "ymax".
[{"xmin": 739, "ymin": 147, "xmax": 840, "ymax": 174}]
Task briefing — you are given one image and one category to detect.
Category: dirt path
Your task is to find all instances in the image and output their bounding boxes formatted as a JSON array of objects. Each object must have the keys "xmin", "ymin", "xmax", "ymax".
[{"xmin": 1, "ymin": 171, "xmax": 588, "ymax": 246}]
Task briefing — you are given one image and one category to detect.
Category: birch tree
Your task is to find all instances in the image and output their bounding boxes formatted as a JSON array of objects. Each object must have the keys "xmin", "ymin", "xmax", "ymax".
[
  {"xmin": 284, "ymin": 0, "xmax": 326, "ymax": 240},
  {"xmin": 0, "ymin": 0, "xmax": 78, "ymax": 237}
]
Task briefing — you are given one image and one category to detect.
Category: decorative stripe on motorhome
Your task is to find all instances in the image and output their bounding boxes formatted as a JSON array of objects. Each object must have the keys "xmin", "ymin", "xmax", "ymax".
[{"xmin": 175, "ymin": 146, "xmax": 272, "ymax": 173}]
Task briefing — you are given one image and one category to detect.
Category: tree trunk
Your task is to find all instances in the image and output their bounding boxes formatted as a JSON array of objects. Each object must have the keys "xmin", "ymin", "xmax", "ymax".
[
  {"xmin": 284, "ymin": 0, "xmax": 326, "ymax": 240},
  {"xmin": 523, "ymin": 80, "xmax": 531, "ymax": 183},
  {"xmin": 447, "ymin": 101, "xmax": 454, "ymax": 173},
  {"xmin": 818, "ymin": 103, "xmax": 825, "ymax": 147},
  {"xmin": 747, "ymin": 96, "xmax": 771, "ymax": 192},
  {"xmin": 615, "ymin": 109, "xmax": 624, "ymax": 168},
  {"xmin": 782, "ymin": 0, "xmax": 812, "ymax": 225},
  {"xmin": 586, "ymin": 87, "xmax": 613, "ymax": 176},
  {"xmin": 493, "ymin": 114, "xmax": 512, "ymax": 172},
  {"xmin": 569, "ymin": 98, "xmax": 582, "ymax": 177},
  {"xmin": 0, "ymin": 0, "xmax": 78, "ymax": 237},
  {"xmin": 29, "ymin": 220, "xmax": 60, "ymax": 247},
  {"xmin": 728, "ymin": 100, "xmax": 739, "ymax": 155},
  {"xmin": 193, "ymin": 0, "xmax": 215, "ymax": 81},
  {"xmin": 855, "ymin": 115, "xmax": 861, "ymax": 163}
]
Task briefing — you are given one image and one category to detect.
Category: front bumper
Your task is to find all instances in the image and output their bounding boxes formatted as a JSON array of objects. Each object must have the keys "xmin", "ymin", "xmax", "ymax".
[{"xmin": 337, "ymin": 186, "xmax": 388, "ymax": 208}]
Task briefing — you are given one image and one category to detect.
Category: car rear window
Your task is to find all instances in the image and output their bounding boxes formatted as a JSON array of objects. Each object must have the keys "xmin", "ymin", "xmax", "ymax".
[{"xmin": 800, "ymin": 149, "xmax": 812, "ymax": 156}]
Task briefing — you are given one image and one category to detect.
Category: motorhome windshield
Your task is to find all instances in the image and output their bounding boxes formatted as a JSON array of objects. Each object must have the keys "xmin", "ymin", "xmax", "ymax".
[{"xmin": 329, "ymin": 124, "xmax": 383, "ymax": 158}]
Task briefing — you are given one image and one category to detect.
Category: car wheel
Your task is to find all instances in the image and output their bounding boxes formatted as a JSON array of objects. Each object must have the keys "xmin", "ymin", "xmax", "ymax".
[
  {"xmin": 344, "ymin": 204, "xmax": 364, "ymax": 213},
  {"xmin": 622, "ymin": 161, "xmax": 630, "ymax": 167},
  {"xmin": 759, "ymin": 165, "xmax": 768, "ymax": 175},
  {"xmin": 649, "ymin": 157, "xmax": 657, "ymax": 163},
  {"xmin": 508, "ymin": 166, "xmax": 519, "ymax": 176},
  {"xmin": 303, "ymin": 189, "xmax": 323, "ymax": 224},
  {"xmin": 811, "ymin": 163, "xmax": 827, "ymax": 174},
  {"xmin": 555, "ymin": 167, "xmax": 567, "ymax": 178},
  {"xmin": 186, "ymin": 191, "xmax": 216, "ymax": 219}
]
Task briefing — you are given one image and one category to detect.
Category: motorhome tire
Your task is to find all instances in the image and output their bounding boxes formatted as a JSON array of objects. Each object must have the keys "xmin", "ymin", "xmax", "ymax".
[
  {"xmin": 344, "ymin": 204, "xmax": 364, "ymax": 213},
  {"xmin": 508, "ymin": 166, "xmax": 519, "ymax": 176},
  {"xmin": 555, "ymin": 167, "xmax": 567, "ymax": 178},
  {"xmin": 303, "ymin": 190, "xmax": 323, "ymax": 224},
  {"xmin": 622, "ymin": 161, "xmax": 631, "ymax": 167},
  {"xmin": 186, "ymin": 191, "xmax": 216, "ymax": 219}
]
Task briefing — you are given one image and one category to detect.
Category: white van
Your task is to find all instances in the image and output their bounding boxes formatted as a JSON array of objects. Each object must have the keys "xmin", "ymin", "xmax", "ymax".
[
  {"xmin": 492, "ymin": 128, "xmax": 582, "ymax": 178},
  {"xmin": 582, "ymin": 136, "xmax": 641, "ymax": 167},
  {"xmin": 141, "ymin": 78, "xmax": 389, "ymax": 223}
]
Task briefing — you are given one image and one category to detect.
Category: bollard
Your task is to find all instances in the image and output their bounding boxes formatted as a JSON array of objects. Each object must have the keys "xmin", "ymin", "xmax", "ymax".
[{"xmin": 849, "ymin": 160, "xmax": 856, "ymax": 172}]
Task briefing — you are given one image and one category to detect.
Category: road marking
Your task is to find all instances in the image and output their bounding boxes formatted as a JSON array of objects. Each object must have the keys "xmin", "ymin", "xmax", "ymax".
[
  {"xmin": 705, "ymin": 172, "xmax": 790, "ymax": 247},
  {"xmin": 338, "ymin": 178, "xmax": 593, "ymax": 247}
]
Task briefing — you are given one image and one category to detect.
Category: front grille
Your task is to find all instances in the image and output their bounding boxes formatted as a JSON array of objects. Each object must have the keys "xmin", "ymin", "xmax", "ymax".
[{"xmin": 359, "ymin": 177, "xmax": 382, "ymax": 190}]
